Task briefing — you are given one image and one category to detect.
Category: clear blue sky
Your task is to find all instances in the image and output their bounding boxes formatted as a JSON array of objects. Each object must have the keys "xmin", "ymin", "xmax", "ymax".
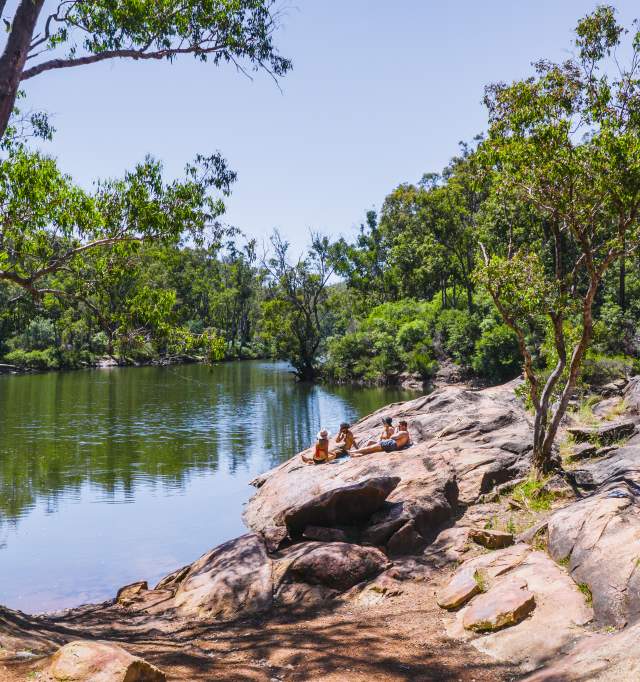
[{"xmin": 24, "ymin": 1, "xmax": 640, "ymax": 254}]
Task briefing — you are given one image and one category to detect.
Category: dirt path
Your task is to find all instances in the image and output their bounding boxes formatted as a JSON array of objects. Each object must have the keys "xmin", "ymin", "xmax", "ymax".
[{"xmin": 2, "ymin": 576, "xmax": 519, "ymax": 682}]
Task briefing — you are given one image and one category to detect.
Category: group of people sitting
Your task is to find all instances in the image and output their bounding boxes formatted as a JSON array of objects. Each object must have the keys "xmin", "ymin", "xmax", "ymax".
[{"xmin": 301, "ymin": 416, "xmax": 411, "ymax": 465}]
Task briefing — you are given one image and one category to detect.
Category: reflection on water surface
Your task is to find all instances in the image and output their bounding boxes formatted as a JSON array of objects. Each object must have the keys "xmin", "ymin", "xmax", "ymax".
[{"xmin": 0, "ymin": 361, "xmax": 413, "ymax": 612}]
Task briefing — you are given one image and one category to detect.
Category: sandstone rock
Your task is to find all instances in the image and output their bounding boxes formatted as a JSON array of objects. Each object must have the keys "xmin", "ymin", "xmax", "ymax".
[
  {"xmin": 282, "ymin": 476, "xmax": 400, "ymax": 537},
  {"xmin": 115, "ymin": 581, "xmax": 147, "ymax": 605},
  {"xmin": 570, "ymin": 442, "xmax": 597, "ymax": 460},
  {"xmin": 153, "ymin": 566, "xmax": 189, "ymax": 592},
  {"xmin": 437, "ymin": 568, "xmax": 481, "ymax": 610},
  {"xmin": 462, "ymin": 579, "xmax": 535, "ymax": 632},
  {"xmin": 261, "ymin": 525, "xmax": 289, "ymax": 552},
  {"xmin": 468, "ymin": 528, "xmax": 514, "ymax": 550},
  {"xmin": 245, "ymin": 382, "xmax": 534, "ymax": 551},
  {"xmin": 302, "ymin": 525, "xmax": 351, "ymax": 543},
  {"xmin": 522, "ymin": 621, "xmax": 640, "ymax": 681},
  {"xmin": 45, "ymin": 640, "xmax": 165, "ymax": 682},
  {"xmin": 280, "ymin": 541, "xmax": 389, "ymax": 592},
  {"xmin": 172, "ymin": 533, "xmax": 272, "ymax": 620},
  {"xmin": 567, "ymin": 419, "xmax": 635, "ymax": 444},
  {"xmin": 538, "ymin": 474, "xmax": 575, "ymax": 499},
  {"xmin": 516, "ymin": 520, "xmax": 548, "ymax": 545},
  {"xmin": 569, "ymin": 444, "xmax": 640, "ymax": 490},
  {"xmin": 623, "ymin": 375, "xmax": 640, "ymax": 415},
  {"xmin": 547, "ymin": 479, "xmax": 640, "ymax": 627},
  {"xmin": 446, "ymin": 548, "xmax": 593, "ymax": 671}
]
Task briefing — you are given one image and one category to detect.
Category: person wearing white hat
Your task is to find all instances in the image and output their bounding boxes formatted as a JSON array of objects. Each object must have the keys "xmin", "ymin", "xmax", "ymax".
[{"xmin": 301, "ymin": 427, "xmax": 333, "ymax": 464}]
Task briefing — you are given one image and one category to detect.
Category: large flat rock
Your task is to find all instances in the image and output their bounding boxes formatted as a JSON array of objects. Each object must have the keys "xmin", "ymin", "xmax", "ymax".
[
  {"xmin": 547, "ymin": 479, "xmax": 640, "ymax": 627},
  {"xmin": 245, "ymin": 382, "xmax": 533, "ymax": 554}
]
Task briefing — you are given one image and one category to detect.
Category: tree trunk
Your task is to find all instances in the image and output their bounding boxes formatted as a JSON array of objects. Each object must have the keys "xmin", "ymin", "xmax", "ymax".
[
  {"xmin": 0, "ymin": 1, "xmax": 45, "ymax": 140},
  {"xmin": 619, "ymin": 253, "xmax": 626, "ymax": 312}
]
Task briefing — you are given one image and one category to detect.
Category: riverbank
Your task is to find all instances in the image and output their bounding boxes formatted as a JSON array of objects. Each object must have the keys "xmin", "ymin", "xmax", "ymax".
[{"xmin": 3, "ymin": 376, "xmax": 640, "ymax": 680}]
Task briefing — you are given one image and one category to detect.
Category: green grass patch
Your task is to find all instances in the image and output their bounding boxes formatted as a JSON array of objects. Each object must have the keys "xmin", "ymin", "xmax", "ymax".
[
  {"xmin": 473, "ymin": 569, "xmax": 488, "ymax": 593},
  {"xmin": 577, "ymin": 582, "xmax": 593, "ymax": 606},
  {"xmin": 511, "ymin": 478, "xmax": 554, "ymax": 511},
  {"xmin": 574, "ymin": 395, "xmax": 601, "ymax": 427}
]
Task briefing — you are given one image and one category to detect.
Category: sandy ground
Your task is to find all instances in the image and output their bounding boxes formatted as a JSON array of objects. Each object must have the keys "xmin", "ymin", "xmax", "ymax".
[{"xmin": 1, "ymin": 572, "xmax": 519, "ymax": 682}]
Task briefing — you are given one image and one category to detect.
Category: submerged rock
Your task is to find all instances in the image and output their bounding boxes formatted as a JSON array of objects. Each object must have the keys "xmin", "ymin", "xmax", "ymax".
[{"xmin": 45, "ymin": 640, "xmax": 165, "ymax": 682}]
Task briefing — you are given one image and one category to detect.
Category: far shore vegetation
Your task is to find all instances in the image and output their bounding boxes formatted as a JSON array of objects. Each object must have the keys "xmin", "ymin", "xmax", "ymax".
[{"xmin": 1, "ymin": 4, "xmax": 640, "ymax": 474}]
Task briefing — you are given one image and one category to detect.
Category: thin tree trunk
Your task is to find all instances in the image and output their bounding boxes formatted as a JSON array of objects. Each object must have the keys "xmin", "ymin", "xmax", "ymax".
[
  {"xmin": 619, "ymin": 253, "xmax": 626, "ymax": 312},
  {"xmin": 0, "ymin": 0, "xmax": 44, "ymax": 140}
]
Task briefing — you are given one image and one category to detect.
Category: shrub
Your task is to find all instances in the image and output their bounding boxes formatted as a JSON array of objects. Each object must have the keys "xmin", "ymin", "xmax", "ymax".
[
  {"xmin": 472, "ymin": 323, "xmax": 521, "ymax": 383},
  {"xmin": 4, "ymin": 348, "xmax": 59, "ymax": 370}
]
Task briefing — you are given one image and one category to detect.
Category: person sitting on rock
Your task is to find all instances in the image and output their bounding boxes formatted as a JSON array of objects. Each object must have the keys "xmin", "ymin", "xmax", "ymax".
[
  {"xmin": 352, "ymin": 420, "xmax": 411, "ymax": 457},
  {"xmin": 301, "ymin": 428, "xmax": 335, "ymax": 464},
  {"xmin": 364, "ymin": 416, "xmax": 395, "ymax": 446},
  {"xmin": 331, "ymin": 422, "xmax": 356, "ymax": 457}
]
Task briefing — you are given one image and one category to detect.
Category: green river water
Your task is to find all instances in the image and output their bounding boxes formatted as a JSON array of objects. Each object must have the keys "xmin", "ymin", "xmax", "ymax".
[{"xmin": 0, "ymin": 361, "xmax": 413, "ymax": 613}]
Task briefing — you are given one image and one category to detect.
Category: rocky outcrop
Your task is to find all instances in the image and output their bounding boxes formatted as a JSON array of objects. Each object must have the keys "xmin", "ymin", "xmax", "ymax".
[
  {"xmin": 522, "ymin": 621, "xmax": 640, "ymax": 681},
  {"xmin": 567, "ymin": 419, "xmax": 635, "ymax": 444},
  {"xmin": 245, "ymin": 381, "xmax": 533, "ymax": 558},
  {"xmin": 173, "ymin": 533, "xmax": 273, "ymax": 620},
  {"xmin": 547, "ymin": 479, "xmax": 640, "ymax": 627},
  {"xmin": 44, "ymin": 641, "xmax": 165, "ymax": 682},
  {"xmin": 443, "ymin": 546, "xmax": 593, "ymax": 672}
]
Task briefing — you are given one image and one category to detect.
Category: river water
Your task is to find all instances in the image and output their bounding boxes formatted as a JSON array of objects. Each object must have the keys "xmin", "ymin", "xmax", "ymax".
[{"xmin": 0, "ymin": 361, "xmax": 412, "ymax": 613}]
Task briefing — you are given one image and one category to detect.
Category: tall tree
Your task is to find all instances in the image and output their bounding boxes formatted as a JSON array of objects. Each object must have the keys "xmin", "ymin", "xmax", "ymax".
[
  {"xmin": 478, "ymin": 5, "xmax": 640, "ymax": 476},
  {"xmin": 261, "ymin": 230, "xmax": 333, "ymax": 381}
]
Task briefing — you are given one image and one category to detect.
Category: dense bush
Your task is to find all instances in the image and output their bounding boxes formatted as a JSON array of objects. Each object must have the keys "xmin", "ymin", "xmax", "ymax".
[
  {"xmin": 323, "ymin": 295, "xmax": 520, "ymax": 385},
  {"xmin": 471, "ymin": 323, "xmax": 521, "ymax": 383}
]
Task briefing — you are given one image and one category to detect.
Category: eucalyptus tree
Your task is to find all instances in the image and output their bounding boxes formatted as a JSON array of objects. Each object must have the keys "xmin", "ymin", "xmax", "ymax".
[
  {"xmin": 0, "ymin": 0, "xmax": 291, "ymax": 141},
  {"xmin": 261, "ymin": 230, "xmax": 334, "ymax": 381},
  {"xmin": 478, "ymin": 6, "xmax": 640, "ymax": 476}
]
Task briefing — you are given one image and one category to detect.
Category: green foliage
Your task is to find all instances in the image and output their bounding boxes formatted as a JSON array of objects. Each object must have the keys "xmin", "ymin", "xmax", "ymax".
[
  {"xmin": 472, "ymin": 322, "xmax": 521, "ymax": 383},
  {"xmin": 510, "ymin": 478, "xmax": 554, "ymax": 512}
]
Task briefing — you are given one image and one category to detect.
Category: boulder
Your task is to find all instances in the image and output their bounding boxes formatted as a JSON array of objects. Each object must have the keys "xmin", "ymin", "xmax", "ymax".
[
  {"xmin": 45, "ymin": 641, "xmax": 165, "ymax": 682},
  {"xmin": 547, "ymin": 479, "xmax": 640, "ymax": 627},
  {"xmin": 567, "ymin": 419, "xmax": 635, "ymax": 445},
  {"xmin": 522, "ymin": 621, "xmax": 640, "ymax": 681},
  {"xmin": 279, "ymin": 541, "xmax": 390, "ymax": 592},
  {"xmin": 172, "ymin": 533, "xmax": 273, "ymax": 621},
  {"xmin": 445, "ymin": 547, "xmax": 593, "ymax": 671},
  {"xmin": 437, "ymin": 567, "xmax": 481, "ymax": 610},
  {"xmin": 462, "ymin": 579, "xmax": 535, "ymax": 632},
  {"xmin": 281, "ymin": 476, "xmax": 400, "ymax": 536},
  {"xmin": 115, "ymin": 581, "xmax": 148, "ymax": 605},
  {"xmin": 468, "ymin": 528, "xmax": 514, "ymax": 550}
]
